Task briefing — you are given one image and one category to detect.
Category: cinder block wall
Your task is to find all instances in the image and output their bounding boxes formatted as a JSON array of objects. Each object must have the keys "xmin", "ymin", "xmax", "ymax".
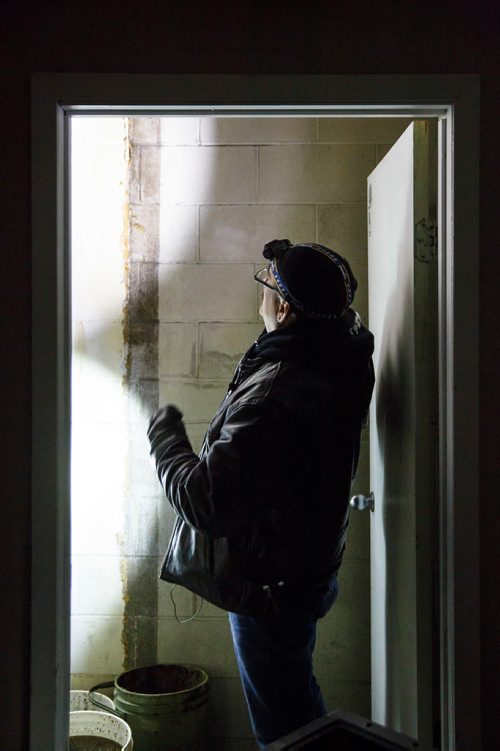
[{"xmin": 71, "ymin": 115, "xmax": 433, "ymax": 750}]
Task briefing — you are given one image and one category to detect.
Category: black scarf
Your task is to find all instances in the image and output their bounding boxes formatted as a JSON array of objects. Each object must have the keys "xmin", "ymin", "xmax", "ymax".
[{"xmin": 228, "ymin": 309, "xmax": 374, "ymax": 392}]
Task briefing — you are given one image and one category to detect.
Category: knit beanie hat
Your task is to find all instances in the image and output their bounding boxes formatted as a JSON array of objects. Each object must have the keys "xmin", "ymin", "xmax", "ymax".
[{"xmin": 263, "ymin": 239, "xmax": 357, "ymax": 320}]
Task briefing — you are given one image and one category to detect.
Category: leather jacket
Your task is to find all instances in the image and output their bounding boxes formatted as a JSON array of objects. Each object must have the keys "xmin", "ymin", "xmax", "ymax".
[{"xmin": 148, "ymin": 311, "xmax": 374, "ymax": 615}]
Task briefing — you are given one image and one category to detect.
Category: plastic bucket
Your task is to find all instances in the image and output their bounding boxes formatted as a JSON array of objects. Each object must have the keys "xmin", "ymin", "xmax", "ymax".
[
  {"xmin": 70, "ymin": 690, "xmax": 116, "ymax": 713},
  {"xmin": 69, "ymin": 710, "xmax": 133, "ymax": 750},
  {"xmin": 90, "ymin": 664, "xmax": 209, "ymax": 751}
]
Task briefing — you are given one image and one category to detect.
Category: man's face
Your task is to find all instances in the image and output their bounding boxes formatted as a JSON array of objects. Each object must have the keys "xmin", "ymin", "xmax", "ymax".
[{"xmin": 258, "ymin": 267, "xmax": 282, "ymax": 332}]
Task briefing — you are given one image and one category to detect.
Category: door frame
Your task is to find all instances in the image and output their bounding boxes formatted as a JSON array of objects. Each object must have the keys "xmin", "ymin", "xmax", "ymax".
[{"xmin": 31, "ymin": 74, "xmax": 480, "ymax": 750}]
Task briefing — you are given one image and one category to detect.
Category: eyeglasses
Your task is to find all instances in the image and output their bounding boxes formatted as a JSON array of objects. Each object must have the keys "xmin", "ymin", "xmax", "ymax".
[{"xmin": 254, "ymin": 266, "xmax": 280, "ymax": 294}]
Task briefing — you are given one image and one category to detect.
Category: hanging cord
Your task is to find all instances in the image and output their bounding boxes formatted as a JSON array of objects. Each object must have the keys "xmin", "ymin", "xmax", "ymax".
[{"xmin": 170, "ymin": 584, "xmax": 204, "ymax": 623}]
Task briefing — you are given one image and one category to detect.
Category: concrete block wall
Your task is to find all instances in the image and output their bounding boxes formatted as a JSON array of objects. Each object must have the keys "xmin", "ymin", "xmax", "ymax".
[{"xmin": 71, "ymin": 115, "xmax": 436, "ymax": 749}]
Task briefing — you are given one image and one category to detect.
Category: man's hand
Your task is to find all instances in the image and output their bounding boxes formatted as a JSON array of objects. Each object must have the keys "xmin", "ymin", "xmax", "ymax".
[
  {"xmin": 147, "ymin": 404, "xmax": 183, "ymax": 435},
  {"xmin": 147, "ymin": 404, "xmax": 188, "ymax": 470}
]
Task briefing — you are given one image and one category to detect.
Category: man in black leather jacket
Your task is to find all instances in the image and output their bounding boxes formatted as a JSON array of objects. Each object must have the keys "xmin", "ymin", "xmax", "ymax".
[{"xmin": 147, "ymin": 240, "xmax": 374, "ymax": 748}]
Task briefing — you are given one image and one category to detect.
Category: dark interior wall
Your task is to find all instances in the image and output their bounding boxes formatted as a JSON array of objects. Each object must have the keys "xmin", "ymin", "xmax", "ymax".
[{"xmin": 1, "ymin": 2, "xmax": 498, "ymax": 749}]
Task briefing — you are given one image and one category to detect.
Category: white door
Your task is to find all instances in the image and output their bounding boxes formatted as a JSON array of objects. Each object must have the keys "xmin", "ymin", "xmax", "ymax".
[{"xmin": 367, "ymin": 121, "xmax": 438, "ymax": 745}]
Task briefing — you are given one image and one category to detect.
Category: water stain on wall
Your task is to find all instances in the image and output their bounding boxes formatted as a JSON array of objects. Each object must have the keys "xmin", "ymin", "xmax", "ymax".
[{"xmin": 120, "ymin": 118, "xmax": 160, "ymax": 669}]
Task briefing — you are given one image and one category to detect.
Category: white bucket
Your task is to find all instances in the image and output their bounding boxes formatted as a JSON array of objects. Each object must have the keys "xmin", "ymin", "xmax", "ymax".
[
  {"xmin": 70, "ymin": 690, "xmax": 115, "ymax": 712},
  {"xmin": 69, "ymin": 710, "xmax": 133, "ymax": 750}
]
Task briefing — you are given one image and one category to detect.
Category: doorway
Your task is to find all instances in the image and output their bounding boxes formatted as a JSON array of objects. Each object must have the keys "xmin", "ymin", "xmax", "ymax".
[
  {"xmin": 31, "ymin": 74, "xmax": 480, "ymax": 751},
  {"xmin": 71, "ymin": 114, "xmax": 425, "ymax": 747}
]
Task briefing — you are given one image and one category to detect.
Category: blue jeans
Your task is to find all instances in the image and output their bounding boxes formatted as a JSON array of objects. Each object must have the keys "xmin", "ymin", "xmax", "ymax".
[{"xmin": 228, "ymin": 576, "xmax": 338, "ymax": 749}]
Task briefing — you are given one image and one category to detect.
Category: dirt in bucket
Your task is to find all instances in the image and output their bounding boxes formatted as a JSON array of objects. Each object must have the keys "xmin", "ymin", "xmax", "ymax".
[
  {"xmin": 69, "ymin": 738, "xmax": 122, "ymax": 750},
  {"xmin": 117, "ymin": 664, "xmax": 202, "ymax": 694}
]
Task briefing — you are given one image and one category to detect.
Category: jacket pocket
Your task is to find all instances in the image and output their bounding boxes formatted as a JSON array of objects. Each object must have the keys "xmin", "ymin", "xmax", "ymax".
[{"xmin": 159, "ymin": 519, "xmax": 252, "ymax": 613}]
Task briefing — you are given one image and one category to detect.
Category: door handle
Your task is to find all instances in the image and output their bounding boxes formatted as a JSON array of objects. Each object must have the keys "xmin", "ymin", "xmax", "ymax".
[{"xmin": 349, "ymin": 492, "xmax": 375, "ymax": 512}]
